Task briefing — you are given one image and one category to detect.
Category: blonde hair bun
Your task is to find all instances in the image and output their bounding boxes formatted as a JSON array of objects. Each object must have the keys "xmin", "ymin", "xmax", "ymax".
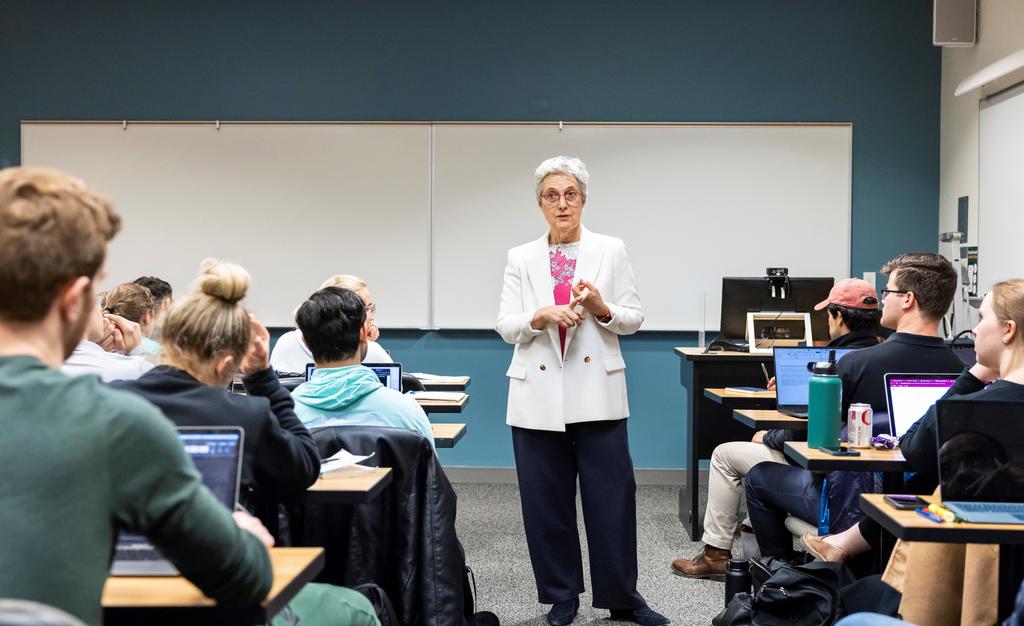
[{"xmin": 196, "ymin": 258, "xmax": 250, "ymax": 305}]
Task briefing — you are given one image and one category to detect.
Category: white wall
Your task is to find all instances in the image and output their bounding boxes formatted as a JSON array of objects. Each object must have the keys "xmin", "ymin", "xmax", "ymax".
[{"xmin": 940, "ymin": 0, "xmax": 1024, "ymax": 242}]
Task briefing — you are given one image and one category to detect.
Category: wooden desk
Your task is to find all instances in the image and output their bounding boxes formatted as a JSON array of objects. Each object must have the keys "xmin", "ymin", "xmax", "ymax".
[
  {"xmin": 417, "ymin": 395, "xmax": 469, "ymax": 414},
  {"xmin": 705, "ymin": 387, "xmax": 777, "ymax": 408},
  {"xmin": 103, "ymin": 547, "xmax": 324, "ymax": 626},
  {"xmin": 783, "ymin": 442, "xmax": 908, "ymax": 472},
  {"xmin": 861, "ymin": 494, "xmax": 1024, "ymax": 619},
  {"xmin": 676, "ymin": 347, "xmax": 774, "ymax": 540},
  {"xmin": 733, "ymin": 409, "xmax": 808, "ymax": 431},
  {"xmin": 784, "ymin": 441, "xmax": 907, "ymax": 492},
  {"xmin": 432, "ymin": 422, "xmax": 466, "ymax": 448},
  {"xmin": 305, "ymin": 467, "xmax": 393, "ymax": 504},
  {"xmin": 419, "ymin": 376, "xmax": 470, "ymax": 391}
]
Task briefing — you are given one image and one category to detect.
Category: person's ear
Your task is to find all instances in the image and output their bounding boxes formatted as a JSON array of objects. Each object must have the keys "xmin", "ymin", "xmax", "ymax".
[
  {"xmin": 1003, "ymin": 320, "xmax": 1017, "ymax": 345},
  {"xmin": 58, "ymin": 276, "xmax": 92, "ymax": 324},
  {"xmin": 903, "ymin": 291, "xmax": 917, "ymax": 312},
  {"xmin": 214, "ymin": 353, "xmax": 237, "ymax": 380},
  {"xmin": 359, "ymin": 321, "xmax": 369, "ymax": 343}
]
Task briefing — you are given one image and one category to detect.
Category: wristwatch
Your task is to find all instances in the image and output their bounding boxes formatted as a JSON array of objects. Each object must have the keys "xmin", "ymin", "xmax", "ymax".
[{"xmin": 598, "ymin": 311, "xmax": 613, "ymax": 324}]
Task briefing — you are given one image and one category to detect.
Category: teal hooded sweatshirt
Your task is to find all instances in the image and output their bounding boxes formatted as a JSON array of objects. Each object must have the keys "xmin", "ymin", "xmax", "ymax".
[{"xmin": 292, "ymin": 365, "xmax": 435, "ymax": 449}]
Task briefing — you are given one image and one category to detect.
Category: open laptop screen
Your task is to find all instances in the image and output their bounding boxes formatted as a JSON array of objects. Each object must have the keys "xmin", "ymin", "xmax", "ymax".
[
  {"xmin": 178, "ymin": 429, "xmax": 242, "ymax": 508},
  {"xmin": 937, "ymin": 400, "xmax": 1024, "ymax": 503},
  {"xmin": 773, "ymin": 347, "xmax": 858, "ymax": 409},
  {"xmin": 115, "ymin": 428, "xmax": 242, "ymax": 554},
  {"xmin": 884, "ymin": 373, "xmax": 959, "ymax": 438},
  {"xmin": 363, "ymin": 363, "xmax": 402, "ymax": 391}
]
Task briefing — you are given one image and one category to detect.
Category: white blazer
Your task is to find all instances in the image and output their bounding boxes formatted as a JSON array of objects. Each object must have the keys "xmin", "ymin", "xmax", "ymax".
[{"xmin": 496, "ymin": 226, "xmax": 643, "ymax": 431}]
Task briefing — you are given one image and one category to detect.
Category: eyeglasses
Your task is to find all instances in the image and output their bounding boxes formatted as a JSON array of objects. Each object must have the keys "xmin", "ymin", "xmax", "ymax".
[
  {"xmin": 540, "ymin": 189, "xmax": 583, "ymax": 207},
  {"xmin": 366, "ymin": 302, "xmax": 377, "ymax": 317},
  {"xmin": 881, "ymin": 289, "xmax": 910, "ymax": 299}
]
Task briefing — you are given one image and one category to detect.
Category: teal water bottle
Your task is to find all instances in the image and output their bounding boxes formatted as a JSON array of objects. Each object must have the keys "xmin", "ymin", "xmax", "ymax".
[{"xmin": 807, "ymin": 350, "xmax": 842, "ymax": 449}]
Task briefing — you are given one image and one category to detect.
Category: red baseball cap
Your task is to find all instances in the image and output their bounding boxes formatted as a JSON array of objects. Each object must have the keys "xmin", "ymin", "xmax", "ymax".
[{"xmin": 814, "ymin": 278, "xmax": 879, "ymax": 311}]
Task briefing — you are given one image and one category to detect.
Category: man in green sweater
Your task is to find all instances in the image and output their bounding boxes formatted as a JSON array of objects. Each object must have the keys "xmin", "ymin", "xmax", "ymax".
[{"xmin": 0, "ymin": 167, "xmax": 276, "ymax": 625}]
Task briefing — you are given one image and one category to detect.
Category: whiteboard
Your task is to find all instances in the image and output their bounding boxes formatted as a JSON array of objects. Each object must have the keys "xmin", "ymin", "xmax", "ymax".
[
  {"xmin": 22, "ymin": 123, "xmax": 432, "ymax": 328},
  {"xmin": 22, "ymin": 121, "xmax": 851, "ymax": 330},
  {"xmin": 432, "ymin": 124, "xmax": 852, "ymax": 329},
  {"xmin": 979, "ymin": 85, "xmax": 1024, "ymax": 295}
]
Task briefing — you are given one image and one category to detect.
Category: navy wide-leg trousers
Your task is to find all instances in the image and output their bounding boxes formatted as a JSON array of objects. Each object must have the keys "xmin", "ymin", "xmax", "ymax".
[{"xmin": 511, "ymin": 419, "xmax": 645, "ymax": 609}]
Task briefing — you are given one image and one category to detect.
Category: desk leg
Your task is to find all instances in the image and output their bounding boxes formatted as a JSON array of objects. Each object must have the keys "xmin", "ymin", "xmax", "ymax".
[{"xmin": 999, "ymin": 545, "xmax": 1024, "ymax": 621}]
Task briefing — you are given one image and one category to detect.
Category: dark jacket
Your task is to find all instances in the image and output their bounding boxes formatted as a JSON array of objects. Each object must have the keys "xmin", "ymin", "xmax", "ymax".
[
  {"xmin": 762, "ymin": 329, "xmax": 880, "ymax": 451},
  {"xmin": 901, "ymin": 371, "xmax": 1024, "ymax": 492},
  {"xmin": 113, "ymin": 366, "xmax": 320, "ymax": 505},
  {"xmin": 291, "ymin": 426, "xmax": 466, "ymax": 626}
]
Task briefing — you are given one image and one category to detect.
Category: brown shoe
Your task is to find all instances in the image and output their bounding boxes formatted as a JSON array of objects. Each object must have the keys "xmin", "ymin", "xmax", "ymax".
[
  {"xmin": 671, "ymin": 545, "xmax": 732, "ymax": 580},
  {"xmin": 801, "ymin": 533, "xmax": 849, "ymax": 562}
]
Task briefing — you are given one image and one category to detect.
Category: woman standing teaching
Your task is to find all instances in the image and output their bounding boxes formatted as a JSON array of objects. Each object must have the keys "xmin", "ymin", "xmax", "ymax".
[{"xmin": 496, "ymin": 156, "xmax": 668, "ymax": 626}]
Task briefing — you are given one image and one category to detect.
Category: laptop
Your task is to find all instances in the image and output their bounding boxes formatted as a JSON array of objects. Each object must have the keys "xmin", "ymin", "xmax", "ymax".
[
  {"xmin": 773, "ymin": 347, "xmax": 859, "ymax": 418},
  {"xmin": 110, "ymin": 427, "xmax": 244, "ymax": 575},
  {"xmin": 305, "ymin": 362, "xmax": 316, "ymax": 381},
  {"xmin": 363, "ymin": 362, "xmax": 402, "ymax": 391},
  {"xmin": 937, "ymin": 400, "xmax": 1024, "ymax": 524},
  {"xmin": 883, "ymin": 373, "xmax": 959, "ymax": 438}
]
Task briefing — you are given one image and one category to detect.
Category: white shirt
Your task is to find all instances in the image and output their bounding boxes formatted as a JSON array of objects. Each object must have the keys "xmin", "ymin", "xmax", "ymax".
[
  {"xmin": 62, "ymin": 340, "xmax": 155, "ymax": 383},
  {"xmin": 269, "ymin": 329, "xmax": 391, "ymax": 373}
]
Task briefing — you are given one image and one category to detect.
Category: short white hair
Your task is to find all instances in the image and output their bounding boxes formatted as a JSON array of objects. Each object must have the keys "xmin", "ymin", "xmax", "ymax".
[{"xmin": 535, "ymin": 156, "xmax": 589, "ymax": 202}]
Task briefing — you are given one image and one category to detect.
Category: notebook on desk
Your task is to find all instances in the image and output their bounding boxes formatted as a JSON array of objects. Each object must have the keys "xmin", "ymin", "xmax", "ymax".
[
  {"xmin": 773, "ymin": 346, "xmax": 859, "ymax": 418},
  {"xmin": 883, "ymin": 373, "xmax": 959, "ymax": 437},
  {"xmin": 110, "ymin": 427, "xmax": 243, "ymax": 576},
  {"xmin": 938, "ymin": 399, "xmax": 1024, "ymax": 524}
]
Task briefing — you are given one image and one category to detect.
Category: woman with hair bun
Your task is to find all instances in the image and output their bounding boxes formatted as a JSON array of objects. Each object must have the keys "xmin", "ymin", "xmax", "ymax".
[{"xmin": 114, "ymin": 260, "xmax": 320, "ymax": 517}]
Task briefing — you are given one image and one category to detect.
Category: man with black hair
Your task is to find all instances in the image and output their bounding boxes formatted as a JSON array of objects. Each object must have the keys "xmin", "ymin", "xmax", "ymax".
[
  {"xmin": 672, "ymin": 278, "xmax": 881, "ymax": 579},
  {"xmin": 290, "ymin": 286, "xmax": 434, "ymax": 447},
  {"xmin": 133, "ymin": 275, "xmax": 172, "ymax": 312}
]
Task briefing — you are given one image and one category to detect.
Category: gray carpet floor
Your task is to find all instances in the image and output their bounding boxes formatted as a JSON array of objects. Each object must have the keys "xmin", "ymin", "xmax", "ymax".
[{"xmin": 453, "ymin": 482, "xmax": 734, "ymax": 626}]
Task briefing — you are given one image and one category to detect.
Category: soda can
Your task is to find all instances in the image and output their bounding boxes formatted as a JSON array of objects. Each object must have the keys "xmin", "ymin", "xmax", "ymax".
[{"xmin": 848, "ymin": 403, "xmax": 873, "ymax": 448}]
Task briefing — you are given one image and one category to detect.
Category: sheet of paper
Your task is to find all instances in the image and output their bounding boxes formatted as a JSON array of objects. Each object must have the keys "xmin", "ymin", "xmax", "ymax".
[
  {"xmin": 410, "ymin": 372, "xmax": 466, "ymax": 383},
  {"xmin": 409, "ymin": 391, "xmax": 467, "ymax": 402},
  {"xmin": 319, "ymin": 449, "xmax": 376, "ymax": 475}
]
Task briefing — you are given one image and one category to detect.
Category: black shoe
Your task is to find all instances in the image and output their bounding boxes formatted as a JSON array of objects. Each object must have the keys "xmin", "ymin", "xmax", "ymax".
[
  {"xmin": 609, "ymin": 605, "xmax": 671, "ymax": 626},
  {"xmin": 547, "ymin": 597, "xmax": 580, "ymax": 626}
]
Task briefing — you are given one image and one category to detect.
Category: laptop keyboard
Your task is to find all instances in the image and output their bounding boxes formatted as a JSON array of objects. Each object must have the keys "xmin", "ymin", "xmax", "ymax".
[
  {"xmin": 955, "ymin": 502, "xmax": 1024, "ymax": 513},
  {"xmin": 115, "ymin": 544, "xmax": 163, "ymax": 561}
]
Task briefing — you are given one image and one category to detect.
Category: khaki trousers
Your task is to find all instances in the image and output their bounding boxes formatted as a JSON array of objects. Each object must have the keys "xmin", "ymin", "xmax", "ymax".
[{"xmin": 701, "ymin": 441, "xmax": 787, "ymax": 550}]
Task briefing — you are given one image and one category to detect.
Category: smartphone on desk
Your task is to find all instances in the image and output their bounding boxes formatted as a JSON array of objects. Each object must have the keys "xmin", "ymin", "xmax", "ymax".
[
  {"xmin": 884, "ymin": 495, "xmax": 928, "ymax": 510},
  {"xmin": 819, "ymin": 446, "xmax": 861, "ymax": 457}
]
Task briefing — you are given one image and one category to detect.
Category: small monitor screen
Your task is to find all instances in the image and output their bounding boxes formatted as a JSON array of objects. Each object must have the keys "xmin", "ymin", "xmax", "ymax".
[{"xmin": 363, "ymin": 363, "xmax": 402, "ymax": 391}]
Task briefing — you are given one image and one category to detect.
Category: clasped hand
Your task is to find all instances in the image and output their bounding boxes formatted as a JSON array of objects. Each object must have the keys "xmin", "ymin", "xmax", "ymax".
[{"xmin": 530, "ymin": 279, "xmax": 611, "ymax": 330}]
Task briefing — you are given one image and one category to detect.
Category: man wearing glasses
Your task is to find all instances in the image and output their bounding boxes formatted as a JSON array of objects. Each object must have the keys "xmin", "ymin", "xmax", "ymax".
[{"xmin": 743, "ymin": 252, "xmax": 967, "ymax": 562}]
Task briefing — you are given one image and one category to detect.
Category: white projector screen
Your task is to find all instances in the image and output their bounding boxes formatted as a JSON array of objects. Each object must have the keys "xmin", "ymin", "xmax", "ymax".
[
  {"xmin": 979, "ymin": 85, "xmax": 1024, "ymax": 295},
  {"xmin": 22, "ymin": 121, "xmax": 851, "ymax": 330}
]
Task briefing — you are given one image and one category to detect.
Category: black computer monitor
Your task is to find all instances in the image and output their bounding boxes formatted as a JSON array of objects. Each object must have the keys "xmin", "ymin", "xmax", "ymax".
[{"xmin": 720, "ymin": 277, "xmax": 835, "ymax": 343}]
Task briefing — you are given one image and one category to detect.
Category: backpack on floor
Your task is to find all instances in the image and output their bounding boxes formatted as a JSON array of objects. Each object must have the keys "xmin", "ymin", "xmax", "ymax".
[
  {"xmin": 714, "ymin": 560, "xmax": 846, "ymax": 626},
  {"xmin": 751, "ymin": 563, "xmax": 840, "ymax": 625}
]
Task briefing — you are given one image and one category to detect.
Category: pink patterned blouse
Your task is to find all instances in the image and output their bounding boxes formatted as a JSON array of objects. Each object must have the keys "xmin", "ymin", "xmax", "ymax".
[{"xmin": 549, "ymin": 242, "xmax": 579, "ymax": 354}]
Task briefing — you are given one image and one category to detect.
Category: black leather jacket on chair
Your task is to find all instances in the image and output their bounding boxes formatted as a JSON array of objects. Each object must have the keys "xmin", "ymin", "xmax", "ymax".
[{"xmin": 290, "ymin": 425, "xmax": 467, "ymax": 626}]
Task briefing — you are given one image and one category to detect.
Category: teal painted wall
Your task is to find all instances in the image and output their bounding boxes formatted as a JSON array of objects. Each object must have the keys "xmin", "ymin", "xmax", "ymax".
[{"xmin": 3, "ymin": 1, "xmax": 941, "ymax": 468}]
